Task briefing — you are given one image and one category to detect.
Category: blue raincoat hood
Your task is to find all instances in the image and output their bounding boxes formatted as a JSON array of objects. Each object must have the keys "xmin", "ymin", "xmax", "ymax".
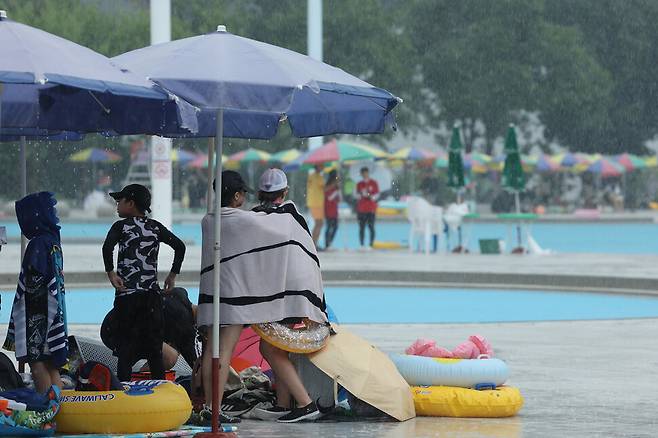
[{"xmin": 15, "ymin": 192, "xmax": 61, "ymax": 242}]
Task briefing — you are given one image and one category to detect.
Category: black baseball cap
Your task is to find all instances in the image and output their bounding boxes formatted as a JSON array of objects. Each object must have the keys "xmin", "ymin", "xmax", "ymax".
[
  {"xmin": 219, "ymin": 170, "xmax": 253, "ymax": 194},
  {"xmin": 109, "ymin": 184, "xmax": 152, "ymax": 213}
]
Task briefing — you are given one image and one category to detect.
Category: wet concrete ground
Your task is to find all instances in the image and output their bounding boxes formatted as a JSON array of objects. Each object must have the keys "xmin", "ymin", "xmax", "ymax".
[
  {"xmin": 3, "ymin": 245, "xmax": 658, "ymax": 295},
  {"xmin": 1, "ymin": 318, "xmax": 651, "ymax": 438},
  {"xmin": 1, "ymin": 240, "xmax": 657, "ymax": 436}
]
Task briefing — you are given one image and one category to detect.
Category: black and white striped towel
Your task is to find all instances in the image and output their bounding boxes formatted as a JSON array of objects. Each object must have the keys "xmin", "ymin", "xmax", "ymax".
[{"xmin": 197, "ymin": 203, "xmax": 327, "ymax": 326}]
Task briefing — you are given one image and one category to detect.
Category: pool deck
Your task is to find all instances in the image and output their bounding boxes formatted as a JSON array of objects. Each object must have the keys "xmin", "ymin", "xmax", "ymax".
[
  {"xmin": 2, "ymin": 244, "xmax": 658, "ymax": 295},
  {"xmin": 0, "ymin": 318, "xmax": 655, "ymax": 437},
  {"xmin": 2, "ymin": 242, "xmax": 658, "ymax": 436}
]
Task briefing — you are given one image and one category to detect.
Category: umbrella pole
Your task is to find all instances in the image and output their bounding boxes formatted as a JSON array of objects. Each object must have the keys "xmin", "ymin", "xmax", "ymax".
[
  {"xmin": 20, "ymin": 136, "xmax": 27, "ymax": 257},
  {"xmin": 514, "ymin": 191, "xmax": 522, "ymax": 249},
  {"xmin": 208, "ymin": 108, "xmax": 233, "ymax": 437},
  {"xmin": 206, "ymin": 138, "xmax": 215, "ymax": 213},
  {"xmin": 457, "ymin": 189, "xmax": 463, "ymax": 249}
]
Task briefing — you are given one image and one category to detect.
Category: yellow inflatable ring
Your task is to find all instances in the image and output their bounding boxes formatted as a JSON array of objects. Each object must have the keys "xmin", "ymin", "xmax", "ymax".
[
  {"xmin": 56, "ymin": 380, "xmax": 192, "ymax": 434},
  {"xmin": 372, "ymin": 240, "xmax": 404, "ymax": 250},
  {"xmin": 376, "ymin": 207, "xmax": 401, "ymax": 216},
  {"xmin": 252, "ymin": 318, "xmax": 330, "ymax": 353},
  {"xmin": 411, "ymin": 385, "xmax": 523, "ymax": 418}
]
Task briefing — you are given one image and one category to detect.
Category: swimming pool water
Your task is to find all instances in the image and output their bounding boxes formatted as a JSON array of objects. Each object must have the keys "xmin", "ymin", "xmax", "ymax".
[
  {"xmin": 2, "ymin": 220, "xmax": 658, "ymax": 254},
  {"xmin": 2, "ymin": 287, "xmax": 658, "ymax": 324}
]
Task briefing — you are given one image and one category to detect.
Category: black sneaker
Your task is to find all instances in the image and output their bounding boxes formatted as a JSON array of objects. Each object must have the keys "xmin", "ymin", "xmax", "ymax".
[
  {"xmin": 277, "ymin": 402, "xmax": 321, "ymax": 423},
  {"xmin": 221, "ymin": 397, "xmax": 254, "ymax": 417},
  {"xmin": 253, "ymin": 405, "xmax": 291, "ymax": 421}
]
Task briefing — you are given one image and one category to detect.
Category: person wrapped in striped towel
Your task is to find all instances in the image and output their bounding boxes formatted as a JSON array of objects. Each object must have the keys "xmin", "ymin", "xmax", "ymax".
[
  {"xmin": 197, "ymin": 170, "xmax": 328, "ymax": 424},
  {"xmin": 3, "ymin": 192, "xmax": 68, "ymax": 394}
]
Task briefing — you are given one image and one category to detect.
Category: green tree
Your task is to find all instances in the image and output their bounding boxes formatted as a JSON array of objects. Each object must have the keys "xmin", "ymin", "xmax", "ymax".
[
  {"xmin": 408, "ymin": 0, "xmax": 613, "ymax": 152},
  {"xmin": 545, "ymin": 0, "xmax": 658, "ymax": 153}
]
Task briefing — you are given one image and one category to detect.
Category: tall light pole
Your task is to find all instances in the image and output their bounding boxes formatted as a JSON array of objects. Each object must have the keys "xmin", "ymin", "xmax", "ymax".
[
  {"xmin": 150, "ymin": 0, "xmax": 173, "ymax": 228},
  {"xmin": 307, "ymin": 0, "xmax": 323, "ymax": 150}
]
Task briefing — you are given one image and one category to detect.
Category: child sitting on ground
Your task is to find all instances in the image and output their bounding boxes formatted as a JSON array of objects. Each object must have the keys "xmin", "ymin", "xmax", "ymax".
[
  {"xmin": 102, "ymin": 184, "xmax": 186, "ymax": 382},
  {"xmin": 4, "ymin": 192, "xmax": 68, "ymax": 393}
]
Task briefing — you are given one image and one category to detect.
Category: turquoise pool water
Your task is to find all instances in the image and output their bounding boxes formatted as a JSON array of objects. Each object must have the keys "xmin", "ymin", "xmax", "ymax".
[
  {"xmin": 2, "ymin": 220, "xmax": 658, "ymax": 254},
  {"xmin": 2, "ymin": 287, "xmax": 658, "ymax": 324}
]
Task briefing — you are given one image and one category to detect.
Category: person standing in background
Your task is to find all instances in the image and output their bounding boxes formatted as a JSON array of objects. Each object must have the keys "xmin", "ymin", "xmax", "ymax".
[
  {"xmin": 323, "ymin": 170, "xmax": 340, "ymax": 250},
  {"xmin": 355, "ymin": 167, "xmax": 379, "ymax": 250},
  {"xmin": 306, "ymin": 164, "xmax": 325, "ymax": 247}
]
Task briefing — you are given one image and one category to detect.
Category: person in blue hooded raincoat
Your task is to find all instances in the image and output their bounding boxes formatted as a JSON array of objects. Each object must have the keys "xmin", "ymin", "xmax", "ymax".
[{"xmin": 3, "ymin": 192, "xmax": 67, "ymax": 393}]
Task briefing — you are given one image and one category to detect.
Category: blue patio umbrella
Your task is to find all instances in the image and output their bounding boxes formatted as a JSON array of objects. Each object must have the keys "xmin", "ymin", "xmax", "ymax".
[
  {"xmin": 0, "ymin": 10, "xmax": 197, "ymax": 257},
  {"xmin": 113, "ymin": 25, "xmax": 401, "ymax": 430},
  {"xmin": 113, "ymin": 26, "xmax": 399, "ymax": 139},
  {"xmin": 0, "ymin": 11, "xmax": 197, "ymax": 137}
]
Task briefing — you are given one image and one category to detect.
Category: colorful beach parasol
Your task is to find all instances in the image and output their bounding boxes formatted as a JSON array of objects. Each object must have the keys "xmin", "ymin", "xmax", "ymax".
[
  {"xmin": 69, "ymin": 147, "xmax": 121, "ymax": 163},
  {"xmin": 391, "ymin": 146, "xmax": 437, "ymax": 161},
  {"xmin": 615, "ymin": 153, "xmax": 646, "ymax": 172},
  {"xmin": 464, "ymin": 152, "xmax": 491, "ymax": 174},
  {"xmin": 586, "ymin": 157, "xmax": 625, "ymax": 178},
  {"xmin": 535, "ymin": 154, "xmax": 560, "ymax": 173},
  {"xmin": 553, "ymin": 152, "xmax": 580, "ymax": 168},
  {"xmin": 269, "ymin": 148, "xmax": 301, "ymax": 165},
  {"xmin": 434, "ymin": 150, "xmax": 448, "ymax": 168},
  {"xmin": 301, "ymin": 139, "xmax": 388, "ymax": 164},
  {"xmin": 226, "ymin": 147, "xmax": 271, "ymax": 164},
  {"xmin": 285, "ymin": 139, "xmax": 389, "ymax": 171},
  {"xmin": 186, "ymin": 153, "xmax": 228, "ymax": 169},
  {"xmin": 170, "ymin": 148, "xmax": 197, "ymax": 164}
]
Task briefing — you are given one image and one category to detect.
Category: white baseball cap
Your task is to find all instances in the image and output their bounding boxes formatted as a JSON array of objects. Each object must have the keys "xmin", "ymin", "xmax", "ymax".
[{"xmin": 259, "ymin": 168, "xmax": 288, "ymax": 192}]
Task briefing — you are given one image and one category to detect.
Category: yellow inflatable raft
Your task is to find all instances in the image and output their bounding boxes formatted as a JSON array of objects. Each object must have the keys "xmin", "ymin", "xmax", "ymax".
[
  {"xmin": 411, "ymin": 385, "xmax": 523, "ymax": 418},
  {"xmin": 56, "ymin": 380, "xmax": 192, "ymax": 434}
]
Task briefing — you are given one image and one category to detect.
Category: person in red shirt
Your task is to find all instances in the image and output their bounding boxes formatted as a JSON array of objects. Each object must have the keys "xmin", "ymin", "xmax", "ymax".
[
  {"xmin": 355, "ymin": 167, "xmax": 379, "ymax": 249},
  {"xmin": 323, "ymin": 170, "xmax": 340, "ymax": 250}
]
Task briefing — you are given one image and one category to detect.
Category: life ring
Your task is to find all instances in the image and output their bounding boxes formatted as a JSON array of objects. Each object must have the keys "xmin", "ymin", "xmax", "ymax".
[
  {"xmin": 391, "ymin": 354, "xmax": 509, "ymax": 388},
  {"xmin": 56, "ymin": 380, "xmax": 191, "ymax": 434},
  {"xmin": 252, "ymin": 319, "xmax": 330, "ymax": 354},
  {"xmin": 411, "ymin": 385, "xmax": 523, "ymax": 417},
  {"xmin": 376, "ymin": 207, "xmax": 402, "ymax": 216},
  {"xmin": 372, "ymin": 240, "xmax": 404, "ymax": 250}
]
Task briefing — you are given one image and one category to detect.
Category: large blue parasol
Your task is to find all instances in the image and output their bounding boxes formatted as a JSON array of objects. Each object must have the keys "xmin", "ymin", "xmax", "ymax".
[
  {"xmin": 113, "ymin": 25, "xmax": 400, "ymax": 432},
  {"xmin": 0, "ymin": 10, "xmax": 196, "ymax": 256},
  {"xmin": 0, "ymin": 11, "xmax": 197, "ymax": 137},
  {"xmin": 113, "ymin": 26, "xmax": 399, "ymax": 139}
]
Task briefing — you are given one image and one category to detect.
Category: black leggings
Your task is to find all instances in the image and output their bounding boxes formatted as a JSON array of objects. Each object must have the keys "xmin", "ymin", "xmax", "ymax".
[
  {"xmin": 114, "ymin": 291, "xmax": 165, "ymax": 381},
  {"xmin": 357, "ymin": 212, "xmax": 376, "ymax": 246},
  {"xmin": 325, "ymin": 218, "xmax": 338, "ymax": 248}
]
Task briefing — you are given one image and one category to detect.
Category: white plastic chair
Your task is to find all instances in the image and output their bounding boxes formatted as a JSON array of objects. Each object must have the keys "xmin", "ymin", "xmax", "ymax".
[
  {"xmin": 443, "ymin": 202, "xmax": 469, "ymax": 251},
  {"xmin": 406, "ymin": 196, "xmax": 434, "ymax": 254}
]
